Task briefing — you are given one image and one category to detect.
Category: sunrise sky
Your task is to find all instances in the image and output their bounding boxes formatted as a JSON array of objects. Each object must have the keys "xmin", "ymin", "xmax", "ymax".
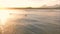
[{"xmin": 0, "ymin": 0, "xmax": 59, "ymax": 8}]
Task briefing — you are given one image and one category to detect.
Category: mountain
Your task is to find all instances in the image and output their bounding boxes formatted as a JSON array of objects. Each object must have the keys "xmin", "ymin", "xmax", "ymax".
[{"xmin": 40, "ymin": 4, "xmax": 60, "ymax": 9}]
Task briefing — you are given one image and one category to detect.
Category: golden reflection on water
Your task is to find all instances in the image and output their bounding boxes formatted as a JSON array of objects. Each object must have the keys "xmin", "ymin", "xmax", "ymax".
[
  {"xmin": 0, "ymin": 9, "xmax": 26, "ymax": 34},
  {"xmin": 0, "ymin": 9, "xmax": 26, "ymax": 25},
  {"xmin": 0, "ymin": 9, "xmax": 60, "ymax": 34}
]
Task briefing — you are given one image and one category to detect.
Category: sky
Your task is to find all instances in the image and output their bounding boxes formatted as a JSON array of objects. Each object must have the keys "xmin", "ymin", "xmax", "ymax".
[{"xmin": 0, "ymin": 0, "xmax": 60, "ymax": 8}]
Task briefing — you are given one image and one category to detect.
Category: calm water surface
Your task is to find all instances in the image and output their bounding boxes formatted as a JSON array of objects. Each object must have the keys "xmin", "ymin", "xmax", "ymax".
[{"xmin": 0, "ymin": 9, "xmax": 60, "ymax": 34}]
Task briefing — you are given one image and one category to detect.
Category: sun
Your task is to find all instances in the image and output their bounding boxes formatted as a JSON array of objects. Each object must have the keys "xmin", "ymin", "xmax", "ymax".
[{"xmin": 0, "ymin": 9, "xmax": 10, "ymax": 25}]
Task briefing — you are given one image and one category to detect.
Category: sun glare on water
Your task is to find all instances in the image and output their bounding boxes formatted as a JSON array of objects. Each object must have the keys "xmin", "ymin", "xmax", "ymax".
[
  {"xmin": 0, "ymin": 9, "xmax": 26, "ymax": 26},
  {"xmin": 0, "ymin": 9, "xmax": 10, "ymax": 25}
]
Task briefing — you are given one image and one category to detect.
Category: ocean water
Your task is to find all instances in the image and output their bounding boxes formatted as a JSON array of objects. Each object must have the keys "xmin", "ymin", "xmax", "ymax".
[{"xmin": 0, "ymin": 9, "xmax": 60, "ymax": 34}]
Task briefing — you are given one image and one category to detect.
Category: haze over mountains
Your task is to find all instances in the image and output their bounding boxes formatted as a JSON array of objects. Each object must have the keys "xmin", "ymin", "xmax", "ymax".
[{"xmin": 40, "ymin": 4, "xmax": 60, "ymax": 8}]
